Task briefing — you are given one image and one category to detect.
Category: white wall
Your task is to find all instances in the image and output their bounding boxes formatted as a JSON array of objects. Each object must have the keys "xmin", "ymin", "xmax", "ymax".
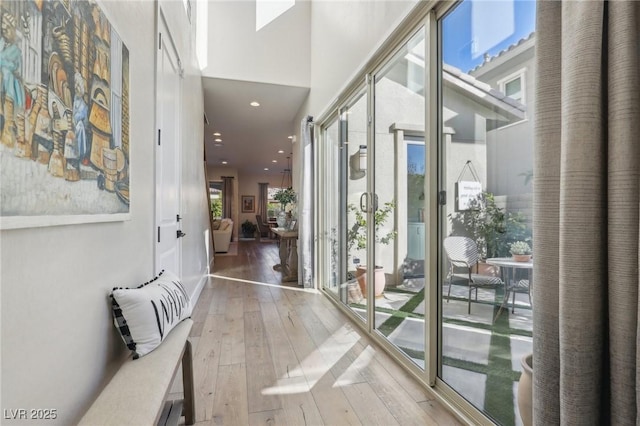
[
  {"xmin": 0, "ymin": 1, "xmax": 207, "ymax": 424},
  {"xmin": 202, "ymin": 0, "xmax": 311, "ymax": 87},
  {"xmin": 291, "ymin": 0, "xmax": 418, "ymax": 192},
  {"xmin": 306, "ymin": 0, "xmax": 418, "ymax": 116},
  {"xmin": 474, "ymin": 46, "xmax": 535, "ymax": 197}
]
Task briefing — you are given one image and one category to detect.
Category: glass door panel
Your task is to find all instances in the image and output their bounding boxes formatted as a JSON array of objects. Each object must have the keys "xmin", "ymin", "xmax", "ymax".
[
  {"xmin": 440, "ymin": 1, "xmax": 535, "ymax": 424},
  {"xmin": 372, "ymin": 27, "xmax": 427, "ymax": 367},
  {"xmin": 321, "ymin": 117, "xmax": 340, "ymax": 298},
  {"xmin": 341, "ymin": 89, "xmax": 369, "ymax": 323}
]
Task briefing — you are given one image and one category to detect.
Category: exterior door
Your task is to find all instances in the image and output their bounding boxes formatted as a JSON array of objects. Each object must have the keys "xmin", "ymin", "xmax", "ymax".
[{"xmin": 155, "ymin": 11, "xmax": 183, "ymax": 276}]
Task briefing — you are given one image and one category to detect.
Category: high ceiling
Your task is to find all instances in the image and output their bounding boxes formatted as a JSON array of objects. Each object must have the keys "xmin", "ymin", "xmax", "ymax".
[{"xmin": 202, "ymin": 77, "xmax": 310, "ymax": 176}]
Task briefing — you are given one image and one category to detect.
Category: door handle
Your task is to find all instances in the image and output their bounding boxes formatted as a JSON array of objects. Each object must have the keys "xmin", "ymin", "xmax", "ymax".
[
  {"xmin": 177, "ymin": 230, "xmax": 186, "ymax": 238},
  {"xmin": 360, "ymin": 193, "xmax": 368, "ymax": 213}
]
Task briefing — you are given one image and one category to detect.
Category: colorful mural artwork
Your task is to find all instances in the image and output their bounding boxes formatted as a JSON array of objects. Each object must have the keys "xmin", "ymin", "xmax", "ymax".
[{"xmin": 0, "ymin": 0, "xmax": 130, "ymax": 228}]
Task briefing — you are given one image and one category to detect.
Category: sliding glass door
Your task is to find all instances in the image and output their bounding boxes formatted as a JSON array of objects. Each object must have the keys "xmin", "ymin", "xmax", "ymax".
[
  {"xmin": 319, "ymin": 26, "xmax": 429, "ymax": 365},
  {"xmin": 371, "ymin": 27, "xmax": 427, "ymax": 367},
  {"xmin": 317, "ymin": 1, "xmax": 535, "ymax": 423},
  {"xmin": 320, "ymin": 88, "xmax": 372, "ymax": 323},
  {"xmin": 439, "ymin": 1, "xmax": 535, "ymax": 424}
]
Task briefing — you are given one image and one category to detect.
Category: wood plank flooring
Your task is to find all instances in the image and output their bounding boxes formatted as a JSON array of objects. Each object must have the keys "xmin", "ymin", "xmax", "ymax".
[{"xmin": 180, "ymin": 240, "xmax": 462, "ymax": 425}]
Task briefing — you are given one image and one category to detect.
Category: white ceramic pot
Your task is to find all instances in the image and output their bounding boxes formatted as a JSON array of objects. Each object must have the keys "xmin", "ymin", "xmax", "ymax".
[{"xmin": 517, "ymin": 353, "xmax": 533, "ymax": 426}]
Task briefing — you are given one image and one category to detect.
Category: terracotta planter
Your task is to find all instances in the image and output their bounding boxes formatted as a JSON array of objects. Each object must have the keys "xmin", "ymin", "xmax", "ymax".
[
  {"xmin": 517, "ymin": 353, "xmax": 533, "ymax": 426},
  {"xmin": 355, "ymin": 265, "xmax": 386, "ymax": 298},
  {"xmin": 512, "ymin": 254, "xmax": 532, "ymax": 262},
  {"xmin": 475, "ymin": 261, "xmax": 500, "ymax": 277}
]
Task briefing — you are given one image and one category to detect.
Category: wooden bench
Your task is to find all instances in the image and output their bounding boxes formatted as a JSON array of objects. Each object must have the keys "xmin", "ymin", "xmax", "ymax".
[{"xmin": 79, "ymin": 319, "xmax": 195, "ymax": 426}]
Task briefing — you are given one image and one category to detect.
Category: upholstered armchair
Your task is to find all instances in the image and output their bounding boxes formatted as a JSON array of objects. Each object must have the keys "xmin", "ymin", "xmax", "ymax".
[{"xmin": 213, "ymin": 218, "xmax": 233, "ymax": 253}]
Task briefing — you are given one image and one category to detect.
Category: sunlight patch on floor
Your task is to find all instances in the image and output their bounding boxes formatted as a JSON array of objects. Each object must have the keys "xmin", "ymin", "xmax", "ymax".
[
  {"xmin": 209, "ymin": 274, "xmax": 318, "ymax": 293},
  {"xmin": 333, "ymin": 345, "xmax": 375, "ymax": 387},
  {"xmin": 261, "ymin": 324, "xmax": 359, "ymax": 395}
]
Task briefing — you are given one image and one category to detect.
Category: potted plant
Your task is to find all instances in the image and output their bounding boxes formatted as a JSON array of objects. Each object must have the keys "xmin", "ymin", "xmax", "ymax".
[
  {"xmin": 273, "ymin": 187, "xmax": 296, "ymax": 210},
  {"xmin": 510, "ymin": 241, "xmax": 532, "ymax": 262},
  {"xmin": 274, "ymin": 187, "xmax": 296, "ymax": 227},
  {"xmin": 347, "ymin": 200, "xmax": 397, "ymax": 297},
  {"xmin": 517, "ymin": 353, "xmax": 533, "ymax": 426},
  {"xmin": 241, "ymin": 219, "xmax": 257, "ymax": 238}
]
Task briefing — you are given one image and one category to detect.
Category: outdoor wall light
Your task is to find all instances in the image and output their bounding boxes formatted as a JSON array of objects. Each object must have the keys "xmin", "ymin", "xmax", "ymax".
[
  {"xmin": 358, "ymin": 145, "xmax": 367, "ymax": 170},
  {"xmin": 349, "ymin": 145, "xmax": 367, "ymax": 180}
]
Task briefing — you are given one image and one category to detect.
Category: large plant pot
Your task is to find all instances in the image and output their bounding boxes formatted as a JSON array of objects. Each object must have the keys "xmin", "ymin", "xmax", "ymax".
[
  {"xmin": 513, "ymin": 254, "xmax": 532, "ymax": 262},
  {"xmin": 355, "ymin": 265, "xmax": 385, "ymax": 298},
  {"xmin": 517, "ymin": 353, "xmax": 533, "ymax": 426},
  {"xmin": 475, "ymin": 261, "xmax": 500, "ymax": 277}
]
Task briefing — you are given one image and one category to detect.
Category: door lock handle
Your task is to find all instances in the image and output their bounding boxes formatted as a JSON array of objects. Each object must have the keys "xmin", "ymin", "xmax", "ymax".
[
  {"xmin": 360, "ymin": 193, "xmax": 368, "ymax": 213},
  {"xmin": 177, "ymin": 230, "xmax": 186, "ymax": 238}
]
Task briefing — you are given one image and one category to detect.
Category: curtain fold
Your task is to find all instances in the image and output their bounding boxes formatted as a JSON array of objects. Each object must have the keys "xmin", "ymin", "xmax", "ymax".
[
  {"xmin": 298, "ymin": 116, "xmax": 314, "ymax": 288},
  {"xmin": 534, "ymin": 1, "xmax": 640, "ymax": 424},
  {"xmin": 258, "ymin": 182, "xmax": 269, "ymax": 223}
]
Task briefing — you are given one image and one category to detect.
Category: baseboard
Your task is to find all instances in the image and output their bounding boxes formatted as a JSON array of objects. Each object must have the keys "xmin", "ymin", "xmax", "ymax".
[{"xmin": 190, "ymin": 272, "xmax": 208, "ymax": 307}]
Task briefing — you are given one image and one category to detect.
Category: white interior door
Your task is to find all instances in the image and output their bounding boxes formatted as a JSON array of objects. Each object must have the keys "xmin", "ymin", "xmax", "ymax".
[{"xmin": 155, "ymin": 11, "xmax": 183, "ymax": 277}]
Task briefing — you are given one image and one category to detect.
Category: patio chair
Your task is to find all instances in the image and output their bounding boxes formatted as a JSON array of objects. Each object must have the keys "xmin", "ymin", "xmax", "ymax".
[{"xmin": 443, "ymin": 236, "xmax": 503, "ymax": 314}]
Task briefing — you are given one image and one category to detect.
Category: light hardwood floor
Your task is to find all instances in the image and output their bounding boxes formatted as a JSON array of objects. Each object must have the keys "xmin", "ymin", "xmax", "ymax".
[{"xmin": 174, "ymin": 240, "xmax": 462, "ymax": 425}]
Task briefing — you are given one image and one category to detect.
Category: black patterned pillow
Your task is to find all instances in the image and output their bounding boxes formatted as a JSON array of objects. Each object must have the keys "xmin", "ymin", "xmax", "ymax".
[{"xmin": 110, "ymin": 270, "xmax": 192, "ymax": 359}]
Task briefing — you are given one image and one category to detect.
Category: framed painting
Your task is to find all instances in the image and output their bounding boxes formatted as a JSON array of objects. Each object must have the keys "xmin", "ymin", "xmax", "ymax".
[
  {"xmin": 241, "ymin": 195, "xmax": 254, "ymax": 213},
  {"xmin": 0, "ymin": 0, "xmax": 130, "ymax": 229}
]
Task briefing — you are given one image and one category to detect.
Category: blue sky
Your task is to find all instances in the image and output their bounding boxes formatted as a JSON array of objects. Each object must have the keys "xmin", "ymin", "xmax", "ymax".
[{"xmin": 443, "ymin": 0, "xmax": 536, "ymax": 72}]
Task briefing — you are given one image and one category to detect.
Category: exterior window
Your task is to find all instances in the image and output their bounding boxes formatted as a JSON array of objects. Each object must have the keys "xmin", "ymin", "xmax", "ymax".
[
  {"xmin": 498, "ymin": 68, "xmax": 527, "ymax": 104},
  {"xmin": 267, "ymin": 187, "xmax": 284, "ymax": 218},
  {"xmin": 209, "ymin": 182, "xmax": 223, "ymax": 218},
  {"xmin": 504, "ymin": 77, "xmax": 522, "ymax": 100}
]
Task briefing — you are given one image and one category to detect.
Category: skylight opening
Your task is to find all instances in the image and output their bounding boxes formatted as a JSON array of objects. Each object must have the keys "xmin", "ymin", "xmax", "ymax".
[
  {"xmin": 196, "ymin": 0, "xmax": 208, "ymax": 69},
  {"xmin": 256, "ymin": 0, "xmax": 295, "ymax": 32}
]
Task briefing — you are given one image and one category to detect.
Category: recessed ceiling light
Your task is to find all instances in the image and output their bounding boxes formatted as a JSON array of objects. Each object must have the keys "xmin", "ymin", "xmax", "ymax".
[
  {"xmin": 214, "ymin": 138, "xmax": 222, "ymax": 142},
  {"xmin": 213, "ymin": 143, "xmax": 223, "ymax": 147},
  {"xmin": 221, "ymin": 160, "xmax": 228, "ymax": 165},
  {"xmin": 264, "ymin": 168, "xmax": 269, "ymax": 171},
  {"xmin": 213, "ymin": 132, "xmax": 221, "ymax": 136},
  {"xmin": 278, "ymin": 150, "xmax": 284, "ymax": 154},
  {"xmin": 288, "ymin": 135, "xmax": 293, "ymax": 139},
  {"xmin": 250, "ymin": 101, "xmax": 260, "ymax": 107},
  {"xmin": 272, "ymin": 160, "xmax": 277, "ymax": 163}
]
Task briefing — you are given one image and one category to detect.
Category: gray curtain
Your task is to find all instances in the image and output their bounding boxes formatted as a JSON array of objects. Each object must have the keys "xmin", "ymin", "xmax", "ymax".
[
  {"xmin": 257, "ymin": 182, "xmax": 269, "ymax": 223},
  {"xmin": 534, "ymin": 2, "xmax": 639, "ymax": 424},
  {"xmin": 298, "ymin": 116, "xmax": 314, "ymax": 288},
  {"xmin": 222, "ymin": 176, "xmax": 233, "ymax": 219}
]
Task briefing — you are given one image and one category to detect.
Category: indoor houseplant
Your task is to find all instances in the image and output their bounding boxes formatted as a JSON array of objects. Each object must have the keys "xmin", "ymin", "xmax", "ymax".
[
  {"xmin": 273, "ymin": 187, "xmax": 296, "ymax": 210},
  {"xmin": 347, "ymin": 200, "xmax": 397, "ymax": 297},
  {"xmin": 241, "ymin": 219, "xmax": 257, "ymax": 238},
  {"xmin": 274, "ymin": 187, "xmax": 297, "ymax": 227}
]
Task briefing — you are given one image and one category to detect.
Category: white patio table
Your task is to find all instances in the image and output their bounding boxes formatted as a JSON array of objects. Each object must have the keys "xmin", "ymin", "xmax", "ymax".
[{"xmin": 486, "ymin": 257, "xmax": 533, "ymax": 317}]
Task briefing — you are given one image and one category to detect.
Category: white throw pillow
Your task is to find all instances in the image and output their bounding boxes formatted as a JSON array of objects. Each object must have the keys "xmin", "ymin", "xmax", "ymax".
[{"xmin": 110, "ymin": 270, "xmax": 192, "ymax": 358}]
